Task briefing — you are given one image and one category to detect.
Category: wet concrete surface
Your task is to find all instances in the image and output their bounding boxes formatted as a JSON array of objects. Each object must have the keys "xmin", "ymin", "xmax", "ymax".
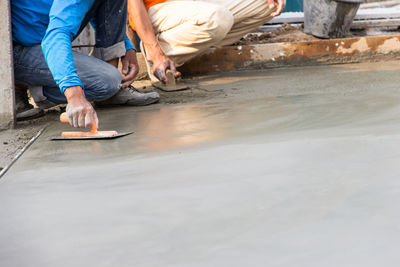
[{"xmin": 2, "ymin": 61, "xmax": 400, "ymax": 266}]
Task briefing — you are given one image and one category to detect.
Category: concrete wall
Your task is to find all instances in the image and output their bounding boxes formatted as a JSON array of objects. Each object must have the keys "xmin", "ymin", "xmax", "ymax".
[{"xmin": 0, "ymin": 0, "xmax": 15, "ymax": 130}]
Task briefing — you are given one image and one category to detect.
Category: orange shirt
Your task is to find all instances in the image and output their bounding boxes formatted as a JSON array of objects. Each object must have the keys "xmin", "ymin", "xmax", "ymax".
[
  {"xmin": 143, "ymin": 0, "xmax": 166, "ymax": 10},
  {"xmin": 129, "ymin": 0, "xmax": 166, "ymax": 30}
]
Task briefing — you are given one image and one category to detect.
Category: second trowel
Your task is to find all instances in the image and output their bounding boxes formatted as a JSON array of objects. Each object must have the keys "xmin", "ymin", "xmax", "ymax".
[{"xmin": 152, "ymin": 70, "xmax": 190, "ymax": 92}]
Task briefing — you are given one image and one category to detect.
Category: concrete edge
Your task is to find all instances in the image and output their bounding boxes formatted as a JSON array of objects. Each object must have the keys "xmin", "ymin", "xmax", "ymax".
[
  {"xmin": 0, "ymin": 125, "xmax": 47, "ymax": 179},
  {"xmin": 179, "ymin": 34, "xmax": 400, "ymax": 75}
]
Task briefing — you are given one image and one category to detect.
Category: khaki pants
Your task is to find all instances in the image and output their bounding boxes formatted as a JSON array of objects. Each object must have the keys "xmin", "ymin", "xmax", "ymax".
[{"xmin": 148, "ymin": 0, "xmax": 275, "ymax": 66}]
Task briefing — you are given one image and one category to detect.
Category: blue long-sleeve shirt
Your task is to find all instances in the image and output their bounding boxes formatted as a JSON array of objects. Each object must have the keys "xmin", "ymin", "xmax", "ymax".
[{"xmin": 11, "ymin": 0, "xmax": 134, "ymax": 94}]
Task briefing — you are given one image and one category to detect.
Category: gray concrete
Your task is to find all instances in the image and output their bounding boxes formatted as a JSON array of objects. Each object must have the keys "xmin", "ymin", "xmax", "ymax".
[
  {"xmin": 2, "ymin": 61, "xmax": 400, "ymax": 266},
  {"xmin": 0, "ymin": 0, "xmax": 15, "ymax": 130}
]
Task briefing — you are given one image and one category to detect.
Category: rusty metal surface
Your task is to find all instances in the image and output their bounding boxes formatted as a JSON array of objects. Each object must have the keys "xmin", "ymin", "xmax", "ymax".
[{"xmin": 180, "ymin": 35, "xmax": 400, "ymax": 75}]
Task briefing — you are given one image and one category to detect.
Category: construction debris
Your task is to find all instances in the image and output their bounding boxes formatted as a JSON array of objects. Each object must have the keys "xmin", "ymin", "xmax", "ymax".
[{"xmin": 234, "ymin": 24, "xmax": 317, "ymax": 45}]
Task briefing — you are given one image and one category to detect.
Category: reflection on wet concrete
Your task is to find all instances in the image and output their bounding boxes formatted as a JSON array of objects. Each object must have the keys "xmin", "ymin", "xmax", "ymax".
[
  {"xmin": 2, "ymin": 62, "xmax": 400, "ymax": 266},
  {"xmin": 134, "ymin": 105, "xmax": 226, "ymax": 152},
  {"xmin": 37, "ymin": 92, "xmax": 400, "ymax": 163}
]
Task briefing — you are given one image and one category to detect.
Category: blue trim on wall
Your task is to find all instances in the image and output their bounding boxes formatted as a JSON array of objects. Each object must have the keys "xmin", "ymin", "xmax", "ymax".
[{"xmin": 284, "ymin": 0, "xmax": 303, "ymax": 12}]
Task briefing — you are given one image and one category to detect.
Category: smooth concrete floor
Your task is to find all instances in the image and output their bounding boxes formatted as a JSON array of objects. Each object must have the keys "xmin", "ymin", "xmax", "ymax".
[{"xmin": 2, "ymin": 62, "xmax": 400, "ymax": 266}]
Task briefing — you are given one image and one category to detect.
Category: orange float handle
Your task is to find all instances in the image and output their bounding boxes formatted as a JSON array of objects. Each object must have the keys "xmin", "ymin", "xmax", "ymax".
[
  {"xmin": 60, "ymin": 112, "xmax": 69, "ymax": 124},
  {"xmin": 60, "ymin": 112, "xmax": 98, "ymax": 133}
]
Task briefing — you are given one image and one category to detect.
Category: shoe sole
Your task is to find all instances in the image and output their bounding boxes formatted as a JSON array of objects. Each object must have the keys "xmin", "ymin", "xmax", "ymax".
[
  {"xmin": 96, "ymin": 97, "xmax": 160, "ymax": 107},
  {"xmin": 126, "ymin": 97, "xmax": 160, "ymax": 106},
  {"xmin": 16, "ymin": 108, "xmax": 45, "ymax": 121}
]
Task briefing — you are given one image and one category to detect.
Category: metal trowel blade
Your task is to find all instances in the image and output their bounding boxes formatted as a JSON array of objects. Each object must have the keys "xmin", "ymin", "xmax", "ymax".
[{"xmin": 51, "ymin": 131, "xmax": 133, "ymax": 141}]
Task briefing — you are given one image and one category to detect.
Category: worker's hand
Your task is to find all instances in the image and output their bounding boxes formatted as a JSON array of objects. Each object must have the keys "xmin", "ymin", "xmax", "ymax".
[
  {"xmin": 121, "ymin": 49, "xmax": 139, "ymax": 88},
  {"xmin": 269, "ymin": 0, "xmax": 286, "ymax": 17},
  {"xmin": 64, "ymin": 86, "xmax": 98, "ymax": 129},
  {"xmin": 152, "ymin": 53, "xmax": 180, "ymax": 83}
]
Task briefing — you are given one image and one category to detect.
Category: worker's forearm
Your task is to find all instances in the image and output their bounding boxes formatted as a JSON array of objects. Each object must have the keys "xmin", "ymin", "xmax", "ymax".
[
  {"xmin": 128, "ymin": 0, "xmax": 165, "ymax": 59},
  {"xmin": 64, "ymin": 86, "xmax": 85, "ymax": 103},
  {"xmin": 42, "ymin": 1, "xmax": 91, "ymax": 94}
]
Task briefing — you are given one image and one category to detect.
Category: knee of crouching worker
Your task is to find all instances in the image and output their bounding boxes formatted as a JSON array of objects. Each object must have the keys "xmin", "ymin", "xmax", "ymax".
[
  {"xmin": 207, "ymin": 6, "xmax": 234, "ymax": 40},
  {"xmin": 97, "ymin": 66, "xmax": 122, "ymax": 99}
]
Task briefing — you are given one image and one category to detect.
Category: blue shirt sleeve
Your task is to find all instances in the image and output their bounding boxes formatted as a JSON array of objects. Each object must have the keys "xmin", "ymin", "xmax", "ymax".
[
  {"xmin": 125, "ymin": 36, "xmax": 136, "ymax": 51},
  {"xmin": 41, "ymin": 0, "xmax": 95, "ymax": 94}
]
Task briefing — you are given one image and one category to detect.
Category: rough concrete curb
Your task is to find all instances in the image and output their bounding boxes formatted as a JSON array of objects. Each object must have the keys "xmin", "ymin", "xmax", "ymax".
[
  {"xmin": 0, "ymin": 0, "xmax": 15, "ymax": 129},
  {"xmin": 179, "ymin": 35, "xmax": 400, "ymax": 75}
]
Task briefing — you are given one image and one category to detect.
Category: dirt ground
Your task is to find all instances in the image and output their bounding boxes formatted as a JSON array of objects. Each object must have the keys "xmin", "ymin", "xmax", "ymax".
[
  {"xmin": 234, "ymin": 24, "xmax": 318, "ymax": 45},
  {"xmin": 0, "ymin": 126, "xmax": 42, "ymax": 171},
  {"xmin": 0, "ymin": 113, "xmax": 59, "ymax": 172},
  {"xmin": 234, "ymin": 22, "xmax": 400, "ymax": 46}
]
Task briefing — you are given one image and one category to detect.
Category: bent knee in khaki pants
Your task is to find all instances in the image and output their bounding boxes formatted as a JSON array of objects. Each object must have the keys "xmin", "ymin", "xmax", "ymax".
[{"xmin": 148, "ymin": 0, "xmax": 275, "ymax": 66}]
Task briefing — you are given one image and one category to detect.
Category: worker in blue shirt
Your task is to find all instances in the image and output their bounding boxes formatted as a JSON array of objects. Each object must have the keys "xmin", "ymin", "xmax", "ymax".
[{"xmin": 12, "ymin": 0, "xmax": 160, "ymax": 128}]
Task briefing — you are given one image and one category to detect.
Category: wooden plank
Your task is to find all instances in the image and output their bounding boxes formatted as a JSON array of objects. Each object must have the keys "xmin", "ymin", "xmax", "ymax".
[
  {"xmin": 356, "ymin": 13, "xmax": 400, "ymax": 20},
  {"xmin": 351, "ymin": 18, "xmax": 400, "ymax": 29},
  {"xmin": 361, "ymin": 0, "xmax": 400, "ymax": 9},
  {"xmin": 268, "ymin": 11, "xmax": 400, "ymax": 25},
  {"xmin": 260, "ymin": 18, "xmax": 400, "ymax": 32}
]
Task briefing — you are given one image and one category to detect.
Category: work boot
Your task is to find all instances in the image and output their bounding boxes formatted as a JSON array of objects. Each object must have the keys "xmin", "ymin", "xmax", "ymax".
[
  {"xmin": 29, "ymin": 85, "xmax": 57, "ymax": 110},
  {"xmin": 95, "ymin": 85, "xmax": 160, "ymax": 107},
  {"xmin": 35, "ymin": 99, "xmax": 57, "ymax": 110},
  {"xmin": 15, "ymin": 84, "xmax": 44, "ymax": 121}
]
